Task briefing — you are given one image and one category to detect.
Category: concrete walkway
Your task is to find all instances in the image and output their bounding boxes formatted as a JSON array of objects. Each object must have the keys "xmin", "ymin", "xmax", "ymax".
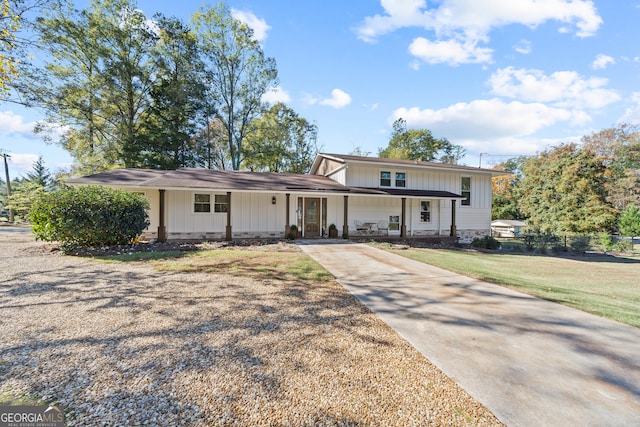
[{"xmin": 298, "ymin": 240, "xmax": 640, "ymax": 426}]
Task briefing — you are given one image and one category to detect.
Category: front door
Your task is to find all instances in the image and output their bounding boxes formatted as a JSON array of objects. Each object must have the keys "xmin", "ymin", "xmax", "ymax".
[{"xmin": 304, "ymin": 198, "xmax": 320, "ymax": 237}]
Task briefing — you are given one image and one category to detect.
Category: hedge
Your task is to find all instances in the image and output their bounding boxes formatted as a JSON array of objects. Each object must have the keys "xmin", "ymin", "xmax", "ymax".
[{"xmin": 30, "ymin": 185, "xmax": 149, "ymax": 248}]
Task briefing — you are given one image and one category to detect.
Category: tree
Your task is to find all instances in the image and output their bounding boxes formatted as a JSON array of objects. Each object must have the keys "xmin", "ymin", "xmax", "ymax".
[
  {"xmin": 491, "ymin": 157, "xmax": 526, "ymax": 220},
  {"xmin": 1, "ymin": 0, "xmax": 53, "ymax": 102},
  {"xmin": 24, "ymin": 155, "xmax": 53, "ymax": 188},
  {"xmin": 134, "ymin": 16, "xmax": 205, "ymax": 169},
  {"xmin": 243, "ymin": 103, "xmax": 318, "ymax": 173},
  {"xmin": 31, "ymin": 0, "xmax": 159, "ymax": 173},
  {"xmin": 517, "ymin": 143, "xmax": 616, "ymax": 234},
  {"xmin": 378, "ymin": 118, "xmax": 466, "ymax": 164},
  {"xmin": 5, "ymin": 156, "xmax": 52, "ymax": 220},
  {"xmin": 618, "ymin": 205, "xmax": 640, "ymax": 239},
  {"xmin": 582, "ymin": 124, "xmax": 640, "ymax": 210},
  {"xmin": 0, "ymin": 0, "xmax": 20, "ymax": 95},
  {"xmin": 192, "ymin": 2, "xmax": 278, "ymax": 170},
  {"xmin": 193, "ymin": 117, "xmax": 231, "ymax": 169}
]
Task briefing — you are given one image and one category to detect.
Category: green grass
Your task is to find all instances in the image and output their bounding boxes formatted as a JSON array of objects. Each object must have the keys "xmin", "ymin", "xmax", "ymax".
[
  {"xmin": 387, "ymin": 248, "xmax": 640, "ymax": 327},
  {"xmin": 0, "ymin": 389, "xmax": 47, "ymax": 406}
]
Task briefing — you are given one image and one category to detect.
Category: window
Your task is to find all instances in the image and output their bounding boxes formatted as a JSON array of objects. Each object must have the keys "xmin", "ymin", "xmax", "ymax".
[
  {"xmin": 380, "ymin": 171, "xmax": 391, "ymax": 187},
  {"xmin": 214, "ymin": 194, "xmax": 228, "ymax": 213},
  {"xmin": 194, "ymin": 194, "xmax": 211, "ymax": 213},
  {"xmin": 380, "ymin": 170, "xmax": 407, "ymax": 187},
  {"xmin": 461, "ymin": 177, "xmax": 471, "ymax": 206},
  {"xmin": 389, "ymin": 215, "xmax": 400, "ymax": 231},
  {"xmin": 420, "ymin": 201, "xmax": 431, "ymax": 222}
]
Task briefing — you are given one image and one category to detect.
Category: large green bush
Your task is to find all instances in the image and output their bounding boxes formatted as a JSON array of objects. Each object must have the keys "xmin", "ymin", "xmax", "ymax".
[
  {"xmin": 30, "ymin": 185, "xmax": 149, "ymax": 248},
  {"xmin": 471, "ymin": 236, "xmax": 501, "ymax": 250}
]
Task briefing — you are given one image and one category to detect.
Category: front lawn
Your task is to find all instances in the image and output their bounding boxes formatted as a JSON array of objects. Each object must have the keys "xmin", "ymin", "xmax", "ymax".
[{"xmin": 385, "ymin": 247, "xmax": 640, "ymax": 327}]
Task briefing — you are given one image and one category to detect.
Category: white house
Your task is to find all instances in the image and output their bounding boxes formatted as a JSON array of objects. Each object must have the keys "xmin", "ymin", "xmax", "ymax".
[
  {"xmin": 67, "ymin": 153, "xmax": 503, "ymax": 242},
  {"xmin": 491, "ymin": 219, "xmax": 527, "ymax": 238}
]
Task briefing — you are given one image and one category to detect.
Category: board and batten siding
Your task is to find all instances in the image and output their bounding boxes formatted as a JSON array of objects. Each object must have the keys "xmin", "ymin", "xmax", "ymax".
[
  {"xmin": 340, "ymin": 164, "xmax": 493, "ymax": 239},
  {"xmin": 122, "ymin": 188, "xmax": 160, "ymax": 234},
  {"xmin": 166, "ymin": 190, "xmax": 285, "ymax": 237}
]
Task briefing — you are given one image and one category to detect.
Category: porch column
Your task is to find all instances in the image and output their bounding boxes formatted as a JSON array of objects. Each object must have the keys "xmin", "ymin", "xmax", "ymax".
[
  {"xmin": 450, "ymin": 200, "xmax": 457, "ymax": 237},
  {"xmin": 157, "ymin": 189, "xmax": 167, "ymax": 243},
  {"xmin": 401, "ymin": 197, "xmax": 407, "ymax": 238},
  {"xmin": 225, "ymin": 191, "xmax": 232, "ymax": 241},
  {"xmin": 342, "ymin": 195, "xmax": 349, "ymax": 238},
  {"xmin": 285, "ymin": 193, "xmax": 291, "ymax": 236}
]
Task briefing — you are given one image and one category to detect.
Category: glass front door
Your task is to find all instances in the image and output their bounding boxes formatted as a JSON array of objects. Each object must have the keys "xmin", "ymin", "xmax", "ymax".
[{"xmin": 304, "ymin": 198, "xmax": 320, "ymax": 237}]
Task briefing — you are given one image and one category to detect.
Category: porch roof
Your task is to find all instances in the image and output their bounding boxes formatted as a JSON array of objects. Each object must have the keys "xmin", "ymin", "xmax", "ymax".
[{"xmin": 353, "ymin": 187, "xmax": 463, "ymax": 199}]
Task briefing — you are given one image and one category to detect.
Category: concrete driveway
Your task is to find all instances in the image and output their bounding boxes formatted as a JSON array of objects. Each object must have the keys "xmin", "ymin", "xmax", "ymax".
[{"xmin": 298, "ymin": 240, "xmax": 640, "ymax": 426}]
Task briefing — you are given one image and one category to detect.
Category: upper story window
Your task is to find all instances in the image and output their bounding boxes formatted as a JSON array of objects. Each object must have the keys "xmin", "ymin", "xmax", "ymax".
[
  {"xmin": 380, "ymin": 170, "xmax": 407, "ymax": 187},
  {"xmin": 380, "ymin": 171, "xmax": 391, "ymax": 187},
  {"xmin": 214, "ymin": 194, "xmax": 228, "ymax": 213},
  {"xmin": 461, "ymin": 177, "xmax": 471, "ymax": 206},
  {"xmin": 194, "ymin": 194, "xmax": 211, "ymax": 213}
]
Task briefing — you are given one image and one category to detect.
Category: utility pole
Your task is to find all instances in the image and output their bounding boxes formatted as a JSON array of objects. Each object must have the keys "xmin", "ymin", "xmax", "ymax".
[{"xmin": 2, "ymin": 153, "xmax": 14, "ymax": 223}]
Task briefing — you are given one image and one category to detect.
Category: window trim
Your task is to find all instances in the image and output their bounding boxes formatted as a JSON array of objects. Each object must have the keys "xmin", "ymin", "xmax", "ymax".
[
  {"xmin": 379, "ymin": 169, "xmax": 407, "ymax": 188},
  {"xmin": 214, "ymin": 194, "xmax": 229, "ymax": 213},
  {"xmin": 461, "ymin": 177, "xmax": 471, "ymax": 207},
  {"xmin": 380, "ymin": 170, "xmax": 391, "ymax": 187},
  {"xmin": 420, "ymin": 200, "xmax": 431, "ymax": 223},
  {"xmin": 193, "ymin": 193, "xmax": 212, "ymax": 213}
]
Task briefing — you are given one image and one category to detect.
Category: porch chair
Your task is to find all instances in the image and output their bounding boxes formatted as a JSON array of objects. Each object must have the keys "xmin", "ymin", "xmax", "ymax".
[
  {"xmin": 354, "ymin": 220, "xmax": 369, "ymax": 233},
  {"xmin": 376, "ymin": 220, "xmax": 389, "ymax": 236}
]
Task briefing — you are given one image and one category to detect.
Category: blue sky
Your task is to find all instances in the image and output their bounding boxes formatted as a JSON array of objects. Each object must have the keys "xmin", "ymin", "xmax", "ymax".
[{"xmin": 2, "ymin": 0, "xmax": 640, "ymax": 177}]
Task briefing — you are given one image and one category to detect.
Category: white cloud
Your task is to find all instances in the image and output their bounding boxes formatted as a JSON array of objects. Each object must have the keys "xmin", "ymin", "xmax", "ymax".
[
  {"xmin": 0, "ymin": 111, "xmax": 38, "ymax": 138},
  {"xmin": 514, "ymin": 39, "xmax": 532, "ymax": 55},
  {"xmin": 7, "ymin": 153, "xmax": 40, "ymax": 174},
  {"xmin": 591, "ymin": 54, "xmax": 615, "ymax": 70},
  {"xmin": 488, "ymin": 67, "xmax": 620, "ymax": 109},
  {"xmin": 231, "ymin": 9, "xmax": 271, "ymax": 42},
  {"xmin": 408, "ymin": 36, "xmax": 493, "ymax": 65},
  {"xmin": 356, "ymin": 0, "xmax": 602, "ymax": 65},
  {"xmin": 261, "ymin": 86, "xmax": 291, "ymax": 104},
  {"xmin": 392, "ymin": 99, "xmax": 590, "ymax": 141},
  {"xmin": 619, "ymin": 92, "xmax": 640, "ymax": 125},
  {"xmin": 319, "ymin": 89, "xmax": 352, "ymax": 109}
]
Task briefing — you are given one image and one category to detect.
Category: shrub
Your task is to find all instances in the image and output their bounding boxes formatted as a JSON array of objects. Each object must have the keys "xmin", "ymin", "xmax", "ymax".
[
  {"xmin": 595, "ymin": 233, "xmax": 615, "ymax": 253},
  {"xmin": 471, "ymin": 236, "xmax": 501, "ymax": 250},
  {"xmin": 522, "ymin": 232, "xmax": 559, "ymax": 253},
  {"xmin": 30, "ymin": 185, "xmax": 149, "ymax": 249},
  {"xmin": 287, "ymin": 224, "xmax": 298, "ymax": 240},
  {"xmin": 569, "ymin": 235, "xmax": 592, "ymax": 253},
  {"xmin": 613, "ymin": 238, "xmax": 632, "ymax": 253}
]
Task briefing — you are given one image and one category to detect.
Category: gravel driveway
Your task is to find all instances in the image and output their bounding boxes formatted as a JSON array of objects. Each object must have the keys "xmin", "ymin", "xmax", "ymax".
[{"xmin": 0, "ymin": 229, "xmax": 501, "ymax": 426}]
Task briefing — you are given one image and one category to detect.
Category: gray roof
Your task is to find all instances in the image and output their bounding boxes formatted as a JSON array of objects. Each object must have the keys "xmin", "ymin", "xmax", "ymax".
[
  {"xmin": 67, "ymin": 168, "xmax": 463, "ymax": 199},
  {"xmin": 312, "ymin": 153, "xmax": 506, "ymax": 175}
]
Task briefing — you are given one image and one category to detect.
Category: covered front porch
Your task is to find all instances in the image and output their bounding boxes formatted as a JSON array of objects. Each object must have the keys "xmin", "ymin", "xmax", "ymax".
[{"xmin": 151, "ymin": 189, "xmax": 462, "ymax": 242}]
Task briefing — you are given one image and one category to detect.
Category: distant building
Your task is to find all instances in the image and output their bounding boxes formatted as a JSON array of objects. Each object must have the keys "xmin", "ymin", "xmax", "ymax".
[{"xmin": 491, "ymin": 220, "xmax": 527, "ymax": 238}]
